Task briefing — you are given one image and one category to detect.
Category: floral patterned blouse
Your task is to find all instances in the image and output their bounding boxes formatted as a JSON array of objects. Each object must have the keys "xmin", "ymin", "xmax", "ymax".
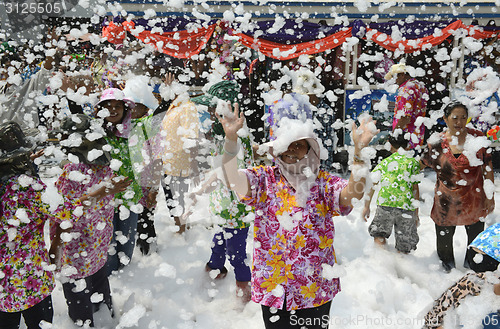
[
  {"xmin": 393, "ymin": 78, "xmax": 428, "ymax": 148},
  {"xmin": 0, "ymin": 175, "xmax": 81, "ymax": 312},
  {"xmin": 421, "ymin": 129, "xmax": 494, "ymax": 226},
  {"xmin": 54, "ymin": 163, "xmax": 114, "ymax": 280},
  {"xmin": 240, "ymin": 166, "xmax": 350, "ymax": 310}
]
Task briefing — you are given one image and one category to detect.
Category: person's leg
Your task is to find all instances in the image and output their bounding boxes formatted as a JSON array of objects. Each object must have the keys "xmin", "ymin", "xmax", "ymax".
[
  {"xmin": 207, "ymin": 229, "xmax": 228, "ymax": 279},
  {"xmin": 225, "ymin": 228, "xmax": 251, "ymax": 281},
  {"xmin": 136, "ymin": 206, "xmax": 157, "ymax": 255},
  {"xmin": 163, "ymin": 175, "xmax": 185, "ymax": 233},
  {"xmin": 107, "ymin": 210, "xmax": 139, "ymax": 274},
  {"xmin": 21, "ymin": 295, "xmax": 54, "ymax": 329},
  {"xmin": 435, "ymin": 224, "xmax": 456, "ymax": 272},
  {"xmin": 91, "ymin": 266, "xmax": 114, "ymax": 317},
  {"xmin": 464, "ymin": 221, "xmax": 485, "ymax": 268},
  {"xmin": 62, "ymin": 277, "xmax": 94, "ymax": 327},
  {"xmin": 262, "ymin": 301, "xmax": 332, "ymax": 329},
  {"xmin": 171, "ymin": 176, "xmax": 189, "ymax": 233},
  {"xmin": 0, "ymin": 310, "xmax": 22, "ymax": 329},
  {"xmin": 368, "ymin": 206, "xmax": 394, "ymax": 247},
  {"xmin": 394, "ymin": 209, "xmax": 419, "ymax": 254},
  {"xmin": 225, "ymin": 227, "xmax": 252, "ymax": 302}
]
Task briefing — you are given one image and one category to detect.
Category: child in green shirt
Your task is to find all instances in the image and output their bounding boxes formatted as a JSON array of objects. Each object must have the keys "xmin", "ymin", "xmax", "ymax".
[{"xmin": 362, "ymin": 134, "xmax": 421, "ymax": 253}]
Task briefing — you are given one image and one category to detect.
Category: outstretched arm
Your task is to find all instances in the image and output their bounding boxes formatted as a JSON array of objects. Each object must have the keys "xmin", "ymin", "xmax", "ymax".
[
  {"xmin": 217, "ymin": 103, "xmax": 251, "ymax": 198},
  {"xmin": 340, "ymin": 117, "xmax": 378, "ymax": 208}
]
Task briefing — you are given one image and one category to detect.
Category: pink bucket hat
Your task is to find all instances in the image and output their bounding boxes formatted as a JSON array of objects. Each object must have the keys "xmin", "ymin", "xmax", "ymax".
[{"xmin": 95, "ymin": 88, "xmax": 135, "ymax": 109}]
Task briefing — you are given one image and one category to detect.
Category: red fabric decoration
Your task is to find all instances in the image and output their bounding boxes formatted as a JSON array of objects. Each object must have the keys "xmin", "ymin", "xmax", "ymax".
[
  {"xmin": 464, "ymin": 25, "xmax": 500, "ymax": 40},
  {"xmin": 102, "ymin": 21, "xmax": 216, "ymax": 58},
  {"xmin": 365, "ymin": 20, "xmax": 465, "ymax": 53},
  {"xmin": 366, "ymin": 20, "xmax": 499, "ymax": 53},
  {"xmin": 102, "ymin": 21, "xmax": 127, "ymax": 44},
  {"xmin": 236, "ymin": 28, "xmax": 352, "ymax": 60}
]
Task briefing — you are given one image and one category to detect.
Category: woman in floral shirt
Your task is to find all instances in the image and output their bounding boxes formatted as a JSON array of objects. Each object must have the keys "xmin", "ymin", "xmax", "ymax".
[
  {"xmin": 218, "ymin": 102, "xmax": 377, "ymax": 328},
  {"xmin": 53, "ymin": 114, "xmax": 131, "ymax": 326},
  {"xmin": 0, "ymin": 121, "xmax": 83, "ymax": 329}
]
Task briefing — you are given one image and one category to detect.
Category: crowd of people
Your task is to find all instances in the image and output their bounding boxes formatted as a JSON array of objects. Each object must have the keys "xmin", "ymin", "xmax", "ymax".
[{"xmin": 0, "ymin": 23, "xmax": 499, "ymax": 329}]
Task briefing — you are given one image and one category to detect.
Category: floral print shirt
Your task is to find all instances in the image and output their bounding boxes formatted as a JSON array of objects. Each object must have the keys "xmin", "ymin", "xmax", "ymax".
[
  {"xmin": 54, "ymin": 163, "xmax": 114, "ymax": 279},
  {"xmin": 106, "ymin": 134, "xmax": 143, "ymax": 208},
  {"xmin": 393, "ymin": 78, "xmax": 428, "ymax": 148},
  {"xmin": 372, "ymin": 152, "xmax": 420, "ymax": 210},
  {"xmin": 0, "ymin": 175, "xmax": 81, "ymax": 312},
  {"xmin": 240, "ymin": 166, "xmax": 350, "ymax": 310}
]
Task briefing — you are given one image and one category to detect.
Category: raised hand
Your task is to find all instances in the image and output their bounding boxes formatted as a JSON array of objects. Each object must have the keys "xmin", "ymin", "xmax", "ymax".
[
  {"xmin": 352, "ymin": 115, "xmax": 379, "ymax": 153},
  {"xmin": 216, "ymin": 102, "xmax": 245, "ymax": 142},
  {"xmin": 164, "ymin": 72, "xmax": 175, "ymax": 87}
]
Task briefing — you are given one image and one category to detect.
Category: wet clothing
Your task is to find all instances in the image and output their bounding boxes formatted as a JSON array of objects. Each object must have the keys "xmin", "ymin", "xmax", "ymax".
[
  {"xmin": 240, "ymin": 166, "xmax": 350, "ymax": 311},
  {"xmin": 421, "ymin": 129, "xmax": 494, "ymax": 226},
  {"xmin": 435, "ymin": 221, "xmax": 485, "ymax": 271},
  {"xmin": 369, "ymin": 206, "xmax": 419, "ymax": 253},
  {"xmin": 62, "ymin": 266, "xmax": 112, "ymax": 327},
  {"xmin": 208, "ymin": 227, "xmax": 251, "ymax": 282}
]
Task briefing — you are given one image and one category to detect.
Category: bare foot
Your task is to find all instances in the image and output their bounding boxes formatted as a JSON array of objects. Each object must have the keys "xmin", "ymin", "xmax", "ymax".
[{"xmin": 374, "ymin": 237, "xmax": 386, "ymax": 247}]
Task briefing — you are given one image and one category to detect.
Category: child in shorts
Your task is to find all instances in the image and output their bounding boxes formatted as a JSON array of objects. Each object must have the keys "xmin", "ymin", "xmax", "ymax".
[{"xmin": 362, "ymin": 134, "xmax": 421, "ymax": 253}]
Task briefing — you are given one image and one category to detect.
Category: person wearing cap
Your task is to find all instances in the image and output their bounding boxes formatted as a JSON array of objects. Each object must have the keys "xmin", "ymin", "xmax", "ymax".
[
  {"xmin": 94, "ymin": 88, "xmax": 143, "ymax": 274},
  {"xmin": 421, "ymin": 102, "xmax": 494, "ymax": 272},
  {"xmin": 0, "ymin": 121, "xmax": 102, "ymax": 329},
  {"xmin": 217, "ymin": 100, "xmax": 377, "ymax": 328},
  {"xmin": 51, "ymin": 114, "xmax": 131, "ymax": 327},
  {"xmin": 385, "ymin": 63, "xmax": 429, "ymax": 150},
  {"xmin": 423, "ymin": 223, "xmax": 500, "ymax": 329},
  {"xmin": 190, "ymin": 80, "xmax": 254, "ymax": 303}
]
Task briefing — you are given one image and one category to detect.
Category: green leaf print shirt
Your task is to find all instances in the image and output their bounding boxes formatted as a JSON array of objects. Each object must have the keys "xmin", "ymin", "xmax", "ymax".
[
  {"xmin": 372, "ymin": 152, "xmax": 420, "ymax": 211},
  {"xmin": 208, "ymin": 135, "xmax": 255, "ymax": 229}
]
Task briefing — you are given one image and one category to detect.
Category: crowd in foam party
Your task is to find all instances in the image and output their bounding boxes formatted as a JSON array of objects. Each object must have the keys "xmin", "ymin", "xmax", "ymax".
[{"xmin": 0, "ymin": 18, "xmax": 499, "ymax": 329}]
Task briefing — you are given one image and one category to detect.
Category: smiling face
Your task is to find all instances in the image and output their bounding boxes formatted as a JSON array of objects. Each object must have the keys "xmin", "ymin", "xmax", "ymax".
[
  {"xmin": 102, "ymin": 99, "xmax": 126, "ymax": 125},
  {"xmin": 280, "ymin": 139, "xmax": 310, "ymax": 164},
  {"xmin": 444, "ymin": 106, "xmax": 468, "ymax": 136}
]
